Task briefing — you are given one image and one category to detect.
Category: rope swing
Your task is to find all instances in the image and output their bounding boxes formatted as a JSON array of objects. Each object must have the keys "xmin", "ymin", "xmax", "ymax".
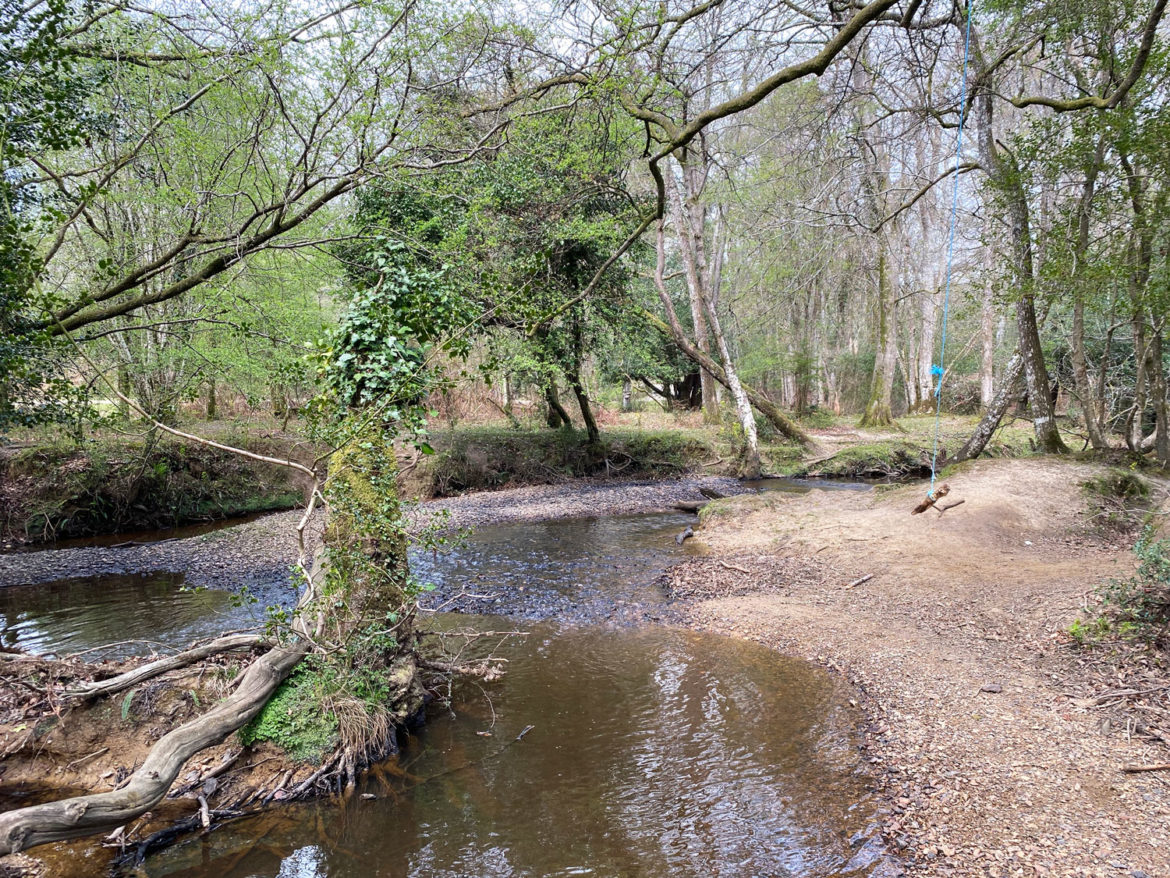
[{"xmin": 914, "ymin": 0, "xmax": 974, "ymax": 516}]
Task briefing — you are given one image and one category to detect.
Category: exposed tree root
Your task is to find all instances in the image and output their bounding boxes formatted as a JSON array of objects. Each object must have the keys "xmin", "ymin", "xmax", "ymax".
[
  {"xmin": 66, "ymin": 634, "xmax": 267, "ymax": 700},
  {"xmin": 0, "ymin": 640, "xmax": 309, "ymax": 855}
]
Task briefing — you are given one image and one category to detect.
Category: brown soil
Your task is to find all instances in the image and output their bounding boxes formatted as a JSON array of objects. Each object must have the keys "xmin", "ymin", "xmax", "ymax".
[{"xmin": 672, "ymin": 457, "xmax": 1170, "ymax": 878}]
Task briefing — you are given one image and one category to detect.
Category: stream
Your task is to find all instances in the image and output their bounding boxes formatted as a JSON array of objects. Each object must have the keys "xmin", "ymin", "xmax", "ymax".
[{"xmin": 0, "ymin": 478, "xmax": 889, "ymax": 876}]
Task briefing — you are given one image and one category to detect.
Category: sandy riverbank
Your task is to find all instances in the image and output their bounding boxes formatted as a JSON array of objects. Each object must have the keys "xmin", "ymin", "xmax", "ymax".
[{"xmin": 668, "ymin": 458, "xmax": 1169, "ymax": 878}]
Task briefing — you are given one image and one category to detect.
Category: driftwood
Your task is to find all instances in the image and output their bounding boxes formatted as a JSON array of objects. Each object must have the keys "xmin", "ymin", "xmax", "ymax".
[
  {"xmin": 675, "ymin": 526, "xmax": 694, "ymax": 545},
  {"xmin": 0, "ymin": 640, "xmax": 309, "ymax": 854},
  {"xmin": 911, "ymin": 483, "xmax": 950, "ymax": 514},
  {"xmin": 673, "ymin": 500, "xmax": 706, "ymax": 513},
  {"xmin": 67, "ymin": 634, "xmax": 267, "ymax": 700}
]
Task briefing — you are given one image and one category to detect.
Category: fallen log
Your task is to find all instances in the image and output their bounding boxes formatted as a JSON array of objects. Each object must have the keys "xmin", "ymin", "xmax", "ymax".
[{"xmin": 0, "ymin": 640, "xmax": 309, "ymax": 855}]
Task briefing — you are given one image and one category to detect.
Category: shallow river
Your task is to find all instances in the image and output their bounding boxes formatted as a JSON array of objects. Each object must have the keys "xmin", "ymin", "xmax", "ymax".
[
  {"xmin": 1, "ymin": 479, "xmax": 887, "ymax": 876},
  {"xmin": 145, "ymin": 623, "xmax": 880, "ymax": 878}
]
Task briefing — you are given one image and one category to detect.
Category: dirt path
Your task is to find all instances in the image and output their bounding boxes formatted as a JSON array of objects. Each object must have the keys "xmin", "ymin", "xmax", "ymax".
[{"xmin": 671, "ymin": 458, "xmax": 1170, "ymax": 878}]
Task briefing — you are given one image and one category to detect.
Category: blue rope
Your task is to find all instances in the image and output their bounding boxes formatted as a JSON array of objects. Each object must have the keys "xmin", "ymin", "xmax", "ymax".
[{"xmin": 929, "ymin": 0, "xmax": 974, "ymax": 499}]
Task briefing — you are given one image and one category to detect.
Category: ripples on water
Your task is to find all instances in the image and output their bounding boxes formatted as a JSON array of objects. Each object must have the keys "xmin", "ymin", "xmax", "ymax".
[
  {"xmin": 146, "ymin": 624, "xmax": 876, "ymax": 878},
  {"xmin": 2, "ymin": 485, "xmax": 882, "ymax": 876}
]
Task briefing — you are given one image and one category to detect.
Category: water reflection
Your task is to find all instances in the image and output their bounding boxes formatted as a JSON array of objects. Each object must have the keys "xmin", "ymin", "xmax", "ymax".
[
  {"xmin": 146, "ymin": 624, "xmax": 873, "ymax": 878},
  {"xmin": 0, "ymin": 573, "xmax": 234, "ymax": 659}
]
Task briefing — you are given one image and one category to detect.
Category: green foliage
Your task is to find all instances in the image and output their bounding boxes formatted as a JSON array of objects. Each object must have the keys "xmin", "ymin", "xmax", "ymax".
[
  {"xmin": 239, "ymin": 662, "xmax": 340, "ymax": 763},
  {"xmin": 324, "ymin": 237, "xmax": 473, "ymax": 415},
  {"xmin": 1067, "ymin": 615, "xmax": 1115, "ymax": 646},
  {"xmin": 0, "ymin": 0, "xmax": 103, "ymax": 430},
  {"xmin": 1094, "ymin": 528, "xmax": 1170, "ymax": 645}
]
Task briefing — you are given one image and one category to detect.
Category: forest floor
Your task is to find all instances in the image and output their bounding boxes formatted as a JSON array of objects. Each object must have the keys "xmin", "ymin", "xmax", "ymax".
[{"xmin": 669, "ymin": 456, "xmax": 1170, "ymax": 878}]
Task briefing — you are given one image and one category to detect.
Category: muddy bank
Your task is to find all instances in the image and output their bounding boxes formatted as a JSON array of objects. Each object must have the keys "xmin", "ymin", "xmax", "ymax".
[
  {"xmin": 0, "ymin": 438, "xmax": 309, "ymax": 550},
  {"xmin": 669, "ymin": 458, "xmax": 1170, "ymax": 878}
]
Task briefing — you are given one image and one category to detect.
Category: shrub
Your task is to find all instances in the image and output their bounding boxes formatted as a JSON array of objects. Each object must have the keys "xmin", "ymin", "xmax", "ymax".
[{"xmin": 1096, "ymin": 528, "xmax": 1170, "ymax": 646}]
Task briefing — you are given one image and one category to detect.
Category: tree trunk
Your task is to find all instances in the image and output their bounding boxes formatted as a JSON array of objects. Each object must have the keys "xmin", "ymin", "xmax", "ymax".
[
  {"xmin": 1008, "ymin": 193, "xmax": 1065, "ymax": 453},
  {"xmin": 859, "ymin": 248, "xmax": 897, "ymax": 427},
  {"xmin": 972, "ymin": 80, "xmax": 1065, "ymax": 454},
  {"xmin": 566, "ymin": 369, "xmax": 600, "ymax": 445},
  {"xmin": 621, "ymin": 377, "xmax": 633, "ymax": 412},
  {"xmin": 1069, "ymin": 141, "xmax": 1107, "ymax": 449},
  {"xmin": 675, "ymin": 159, "xmax": 721, "ymax": 426},
  {"xmin": 979, "ymin": 277, "xmax": 996, "ymax": 410},
  {"xmin": 117, "ymin": 365, "xmax": 132, "ymax": 420},
  {"xmin": 1127, "ymin": 304, "xmax": 1149, "ymax": 451},
  {"xmin": 643, "ymin": 307, "xmax": 815, "ymax": 451},
  {"xmin": 503, "ymin": 374, "xmax": 515, "ymax": 419},
  {"xmin": 205, "ymin": 377, "xmax": 217, "ymax": 420},
  {"xmin": 545, "ymin": 383, "xmax": 573, "ymax": 430},
  {"xmin": 953, "ymin": 354, "xmax": 1025, "ymax": 463},
  {"xmin": 1151, "ymin": 326, "xmax": 1169, "ymax": 466},
  {"xmin": 1071, "ymin": 296, "xmax": 1107, "ymax": 449},
  {"xmin": 702, "ymin": 292, "xmax": 760, "ymax": 478}
]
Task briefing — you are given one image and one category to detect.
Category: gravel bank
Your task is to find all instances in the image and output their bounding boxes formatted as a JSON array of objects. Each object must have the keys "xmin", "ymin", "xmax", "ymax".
[{"xmin": 0, "ymin": 475, "xmax": 750, "ymax": 594}]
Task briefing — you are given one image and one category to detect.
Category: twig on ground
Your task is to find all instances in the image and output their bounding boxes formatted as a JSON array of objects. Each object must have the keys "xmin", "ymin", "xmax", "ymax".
[
  {"xmin": 846, "ymin": 574, "xmax": 874, "ymax": 589},
  {"xmin": 64, "ymin": 747, "xmax": 109, "ymax": 771},
  {"xmin": 717, "ymin": 561, "xmax": 750, "ymax": 574},
  {"xmin": 1122, "ymin": 763, "xmax": 1170, "ymax": 773}
]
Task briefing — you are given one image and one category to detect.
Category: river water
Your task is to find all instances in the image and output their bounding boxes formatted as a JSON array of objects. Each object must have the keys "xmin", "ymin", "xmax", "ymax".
[
  {"xmin": 1, "ymin": 480, "xmax": 888, "ymax": 876},
  {"xmin": 144, "ymin": 624, "xmax": 881, "ymax": 878}
]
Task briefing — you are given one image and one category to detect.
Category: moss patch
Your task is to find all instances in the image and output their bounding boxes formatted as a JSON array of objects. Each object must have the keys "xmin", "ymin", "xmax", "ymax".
[{"xmin": 239, "ymin": 665, "xmax": 340, "ymax": 763}]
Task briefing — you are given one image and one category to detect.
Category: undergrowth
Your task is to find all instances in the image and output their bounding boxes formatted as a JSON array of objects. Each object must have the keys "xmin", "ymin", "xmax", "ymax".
[
  {"xmin": 794, "ymin": 440, "xmax": 933, "ymax": 479},
  {"xmin": 413, "ymin": 426, "xmax": 732, "ymax": 496},
  {"xmin": 1081, "ymin": 469, "xmax": 1151, "ymax": 534},
  {"xmin": 1071, "ymin": 528, "xmax": 1170, "ymax": 648},
  {"xmin": 1, "ymin": 434, "xmax": 305, "ymax": 543}
]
